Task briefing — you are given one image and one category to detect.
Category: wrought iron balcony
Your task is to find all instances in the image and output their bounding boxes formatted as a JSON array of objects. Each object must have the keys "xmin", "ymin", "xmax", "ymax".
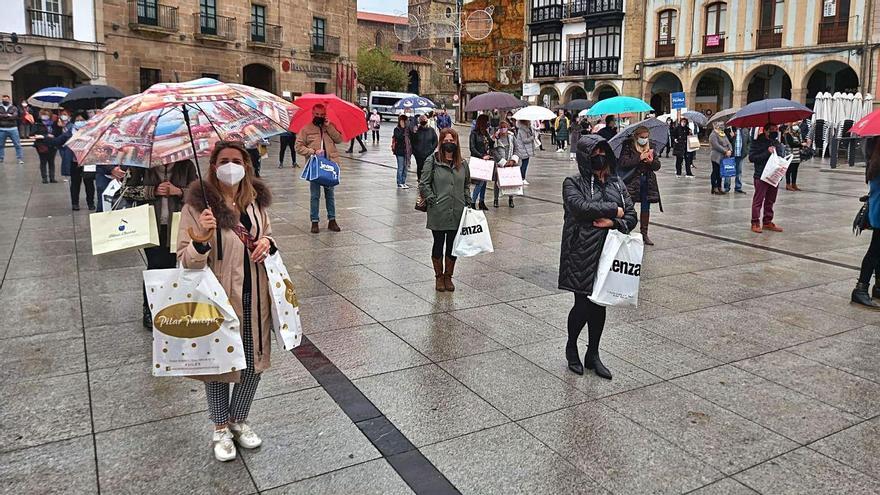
[
  {"xmin": 702, "ymin": 33, "xmax": 726, "ymax": 54},
  {"xmin": 128, "ymin": 0, "xmax": 178, "ymax": 34},
  {"xmin": 655, "ymin": 38, "xmax": 675, "ymax": 58},
  {"xmin": 564, "ymin": 59, "xmax": 588, "ymax": 76},
  {"xmin": 756, "ymin": 25, "xmax": 783, "ymax": 49},
  {"xmin": 532, "ymin": 61, "xmax": 561, "ymax": 78},
  {"xmin": 248, "ymin": 22, "xmax": 282, "ymax": 47},
  {"xmin": 26, "ymin": 9, "xmax": 73, "ymax": 40},
  {"xmin": 588, "ymin": 57, "xmax": 619, "ymax": 75},
  {"xmin": 311, "ymin": 34, "xmax": 340, "ymax": 57},
  {"xmin": 585, "ymin": 0, "xmax": 624, "ymax": 16},
  {"xmin": 818, "ymin": 20, "xmax": 848, "ymax": 44},
  {"xmin": 193, "ymin": 13, "xmax": 236, "ymax": 41},
  {"xmin": 567, "ymin": 0, "xmax": 589, "ymax": 17},
  {"xmin": 531, "ymin": 4, "xmax": 564, "ymax": 23}
]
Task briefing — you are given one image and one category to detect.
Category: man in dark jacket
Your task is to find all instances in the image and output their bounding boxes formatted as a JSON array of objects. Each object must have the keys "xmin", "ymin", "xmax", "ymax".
[
  {"xmin": 596, "ymin": 115, "xmax": 618, "ymax": 141},
  {"xmin": 0, "ymin": 95, "xmax": 24, "ymax": 164},
  {"xmin": 748, "ymin": 124, "xmax": 785, "ymax": 233},
  {"xmin": 410, "ymin": 114, "xmax": 438, "ymax": 180},
  {"xmin": 724, "ymin": 126, "xmax": 750, "ymax": 193},
  {"xmin": 436, "ymin": 108, "xmax": 452, "ymax": 130}
]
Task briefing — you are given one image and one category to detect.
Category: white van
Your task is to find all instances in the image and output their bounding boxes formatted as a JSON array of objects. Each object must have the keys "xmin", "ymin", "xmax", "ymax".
[{"xmin": 369, "ymin": 91, "xmax": 418, "ymax": 121}]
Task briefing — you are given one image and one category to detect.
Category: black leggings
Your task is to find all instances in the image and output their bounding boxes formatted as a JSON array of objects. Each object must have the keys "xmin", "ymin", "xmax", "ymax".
[
  {"xmin": 371, "ymin": 130, "xmax": 379, "ymax": 142},
  {"xmin": 279, "ymin": 135, "xmax": 296, "ymax": 165},
  {"xmin": 858, "ymin": 229, "xmax": 880, "ymax": 284},
  {"xmin": 38, "ymin": 150, "xmax": 56, "ymax": 180},
  {"xmin": 675, "ymin": 153, "xmax": 693, "ymax": 175},
  {"xmin": 431, "ymin": 230, "xmax": 457, "ymax": 259},
  {"xmin": 567, "ymin": 293, "xmax": 606, "ymax": 355},
  {"xmin": 69, "ymin": 166, "xmax": 95, "ymax": 207},
  {"xmin": 710, "ymin": 161, "xmax": 722, "ymax": 190},
  {"xmin": 348, "ymin": 135, "xmax": 366, "ymax": 152},
  {"xmin": 786, "ymin": 162, "xmax": 800, "ymax": 185}
]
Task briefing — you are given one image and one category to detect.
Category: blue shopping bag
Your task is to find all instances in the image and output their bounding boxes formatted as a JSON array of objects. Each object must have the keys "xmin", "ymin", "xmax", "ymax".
[
  {"xmin": 300, "ymin": 155, "xmax": 340, "ymax": 187},
  {"xmin": 720, "ymin": 157, "xmax": 737, "ymax": 178}
]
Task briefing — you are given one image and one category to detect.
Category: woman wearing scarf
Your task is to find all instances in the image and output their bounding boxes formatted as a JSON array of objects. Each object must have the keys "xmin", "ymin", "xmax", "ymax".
[
  {"xmin": 709, "ymin": 121, "xmax": 733, "ymax": 195},
  {"xmin": 617, "ymin": 125, "xmax": 661, "ymax": 245}
]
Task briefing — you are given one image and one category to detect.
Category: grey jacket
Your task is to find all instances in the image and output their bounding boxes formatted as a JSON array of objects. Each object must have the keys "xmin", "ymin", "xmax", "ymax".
[
  {"xmin": 512, "ymin": 124, "xmax": 535, "ymax": 160},
  {"xmin": 709, "ymin": 131, "xmax": 732, "ymax": 164}
]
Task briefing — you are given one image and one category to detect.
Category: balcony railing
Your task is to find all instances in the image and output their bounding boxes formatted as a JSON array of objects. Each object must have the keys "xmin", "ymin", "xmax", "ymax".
[
  {"xmin": 588, "ymin": 57, "xmax": 619, "ymax": 75},
  {"xmin": 311, "ymin": 34, "xmax": 340, "ymax": 56},
  {"xmin": 26, "ymin": 9, "xmax": 73, "ymax": 40},
  {"xmin": 128, "ymin": 0, "xmax": 178, "ymax": 33},
  {"xmin": 702, "ymin": 33, "xmax": 726, "ymax": 54},
  {"xmin": 755, "ymin": 25, "xmax": 783, "ymax": 49},
  {"xmin": 248, "ymin": 22, "xmax": 282, "ymax": 47},
  {"xmin": 655, "ymin": 38, "xmax": 675, "ymax": 58},
  {"xmin": 586, "ymin": 0, "xmax": 624, "ymax": 16},
  {"xmin": 531, "ymin": 4, "xmax": 564, "ymax": 23},
  {"xmin": 532, "ymin": 61, "xmax": 561, "ymax": 78},
  {"xmin": 564, "ymin": 59, "xmax": 587, "ymax": 76},
  {"xmin": 818, "ymin": 20, "xmax": 848, "ymax": 44},
  {"xmin": 568, "ymin": 0, "xmax": 589, "ymax": 17},
  {"xmin": 193, "ymin": 13, "xmax": 236, "ymax": 41}
]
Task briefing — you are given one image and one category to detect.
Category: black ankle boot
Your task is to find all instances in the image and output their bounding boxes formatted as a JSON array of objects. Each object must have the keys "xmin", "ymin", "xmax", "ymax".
[
  {"xmin": 478, "ymin": 201, "xmax": 489, "ymax": 211},
  {"xmin": 566, "ymin": 341, "xmax": 583, "ymax": 375},
  {"xmin": 584, "ymin": 351, "xmax": 612, "ymax": 379},
  {"xmin": 872, "ymin": 284, "xmax": 880, "ymax": 299},
  {"xmin": 493, "ymin": 199, "xmax": 499, "ymax": 208},
  {"xmin": 509, "ymin": 197, "xmax": 514, "ymax": 208},
  {"xmin": 852, "ymin": 282, "xmax": 880, "ymax": 309}
]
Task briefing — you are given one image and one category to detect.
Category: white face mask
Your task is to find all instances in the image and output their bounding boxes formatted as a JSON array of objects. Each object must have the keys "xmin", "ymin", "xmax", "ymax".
[
  {"xmin": 216, "ymin": 163, "xmax": 246, "ymax": 186},
  {"xmin": 637, "ymin": 137, "xmax": 649, "ymax": 146}
]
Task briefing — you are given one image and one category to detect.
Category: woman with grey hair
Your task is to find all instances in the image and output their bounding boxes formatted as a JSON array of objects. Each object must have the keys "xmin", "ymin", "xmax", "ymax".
[{"xmin": 709, "ymin": 121, "xmax": 732, "ymax": 195}]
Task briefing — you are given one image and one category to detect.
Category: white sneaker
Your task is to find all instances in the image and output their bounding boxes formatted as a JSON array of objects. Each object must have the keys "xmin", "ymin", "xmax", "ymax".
[
  {"xmin": 522, "ymin": 180, "xmax": 529, "ymax": 185},
  {"xmin": 17, "ymin": 160, "xmax": 24, "ymax": 165},
  {"xmin": 230, "ymin": 422, "xmax": 262, "ymax": 449},
  {"xmin": 686, "ymin": 175, "xmax": 695, "ymax": 179},
  {"xmin": 212, "ymin": 428, "xmax": 237, "ymax": 461},
  {"xmin": 675, "ymin": 174, "xmax": 682, "ymax": 179},
  {"xmin": 401, "ymin": 183, "xmax": 410, "ymax": 189}
]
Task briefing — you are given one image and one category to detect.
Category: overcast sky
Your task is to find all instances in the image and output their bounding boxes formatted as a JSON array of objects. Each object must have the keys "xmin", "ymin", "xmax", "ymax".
[{"xmin": 358, "ymin": 0, "xmax": 407, "ymax": 14}]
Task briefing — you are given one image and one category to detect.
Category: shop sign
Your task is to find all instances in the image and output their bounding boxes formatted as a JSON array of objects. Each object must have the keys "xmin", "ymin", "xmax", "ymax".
[
  {"xmin": 0, "ymin": 41, "xmax": 24, "ymax": 55},
  {"xmin": 289, "ymin": 61, "xmax": 331, "ymax": 79}
]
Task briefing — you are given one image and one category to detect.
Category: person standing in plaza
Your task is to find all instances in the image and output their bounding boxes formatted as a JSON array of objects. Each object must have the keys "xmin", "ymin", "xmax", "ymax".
[
  {"xmin": 369, "ymin": 109, "xmax": 381, "ymax": 145},
  {"xmin": 568, "ymin": 117, "xmax": 582, "ymax": 162},
  {"xmin": 392, "ymin": 114, "xmax": 411, "ymax": 189},
  {"xmin": 559, "ymin": 135, "xmax": 637, "ymax": 379},
  {"xmin": 514, "ymin": 119, "xmax": 535, "ymax": 185},
  {"xmin": 724, "ymin": 126, "xmax": 750, "ymax": 194},
  {"xmin": 345, "ymin": 109, "xmax": 368, "ymax": 154},
  {"xmin": 51, "ymin": 112, "xmax": 95, "ymax": 210},
  {"xmin": 124, "ymin": 159, "xmax": 198, "ymax": 328},
  {"xmin": 492, "ymin": 120, "xmax": 518, "ymax": 208},
  {"xmin": 177, "ymin": 141, "xmax": 276, "ymax": 462},
  {"xmin": 852, "ymin": 138, "xmax": 880, "ymax": 308},
  {"xmin": 709, "ymin": 121, "xmax": 732, "ymax": 195},
  {"xmin": 748, "ymin": 124, "xmax": 785, "ymax": 233},
  {"xmin": 296, "ymin": 104, "xmax": 343, "ymax": 233},
  {"xmin": 469, "ymin": 114, "xmax": 494, "ymax": 210},
  {"xmin": 19, "ymin": 100, "xmax": 34, "ymax": 145},
  {"xmin": 436, "ymin": 108, "xmax": 452, "ymax": 130},
  {"xmin": 532, "ymin": 119, "xmax": 544, "ymax": 151},
  {"xmin": 0, "ymin": 95, "xmax": 25, "ymax": 164},
  {"xmin": 554, "ymin": 110, "xmax": 570, "ymax": 152},
  {"xmin": 277, "ymin": 131, "xmax": 297, "ymax": 168},
  {"xmin": 31, "ymin": 110, "xmax": 63, "ymax": 184},
  {"xmin": 783, "ymin": 123, "xmax": 804, "ymax": 191},
  {"xmin": 661, "ymin": 118, "xmax": 674, "ymax": 157},
  {"xmin": 420, "ymin": 128, "xmax": 470, "ymax": 292},
  {"xmin": 672, "ymin": 117, "xmax": 695, "ymax": 178},
  {"xmin": 411, "ymin": 113, "xmax": 438, "ymax": 182},
  {"xmin": 617, "ymin": 125, "xmax": 661, "ymax": 245},
  {"xmin": 596, "ymin": 115, "xmax": 618, "ymax": 141}
]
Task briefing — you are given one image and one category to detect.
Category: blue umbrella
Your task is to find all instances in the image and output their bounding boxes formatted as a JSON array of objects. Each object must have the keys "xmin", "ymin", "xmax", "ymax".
[
  {"xmin": 394, "ymin": 96, "xmax": 436, "ymax": 111},
  {"xmin": 586, "ymin": 96, "xmax": 653, "ymax": 116},
  {"xmin": 28, "ymin": 87, "xmax": 71, "ymax": 109}
]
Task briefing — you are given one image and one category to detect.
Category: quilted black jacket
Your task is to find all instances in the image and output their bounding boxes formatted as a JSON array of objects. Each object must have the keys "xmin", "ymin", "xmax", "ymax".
[{"xmin": 558, "ymin": 135, "xmax": 638, "ymax": 295}]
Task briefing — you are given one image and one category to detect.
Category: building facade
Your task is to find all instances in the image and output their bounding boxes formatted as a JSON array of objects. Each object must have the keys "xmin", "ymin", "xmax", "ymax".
[
  {"xmin": 641, "ymin": 0, "xmax": 874, "ymax": 114},
  {"xmin": 103, "ymin": 0, "xmax": 357, "ymax": 99},
  {"xmin": 356, "ymin": 11, "xmax": 436, "ymax": 97},
  {"xmin": 407, "ymin": 0, "xmax": 457, "ymax": 105},
  {"xmin": 523, "ymin": 0, "xmax": 646, "ymax": 107},
  {"xmin": 0, "ymin": 0, "xmax": 106, "ymax": 103}
]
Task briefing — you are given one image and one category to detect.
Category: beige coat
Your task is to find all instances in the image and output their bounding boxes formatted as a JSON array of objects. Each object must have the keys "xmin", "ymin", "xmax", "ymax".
[
  {"xmin": 177, "ymin": 179, "xmax": 275, "ymax": 383},
  {"xmin": 295, "ymin": 121, "xmax": 343, "ymax": 162}
]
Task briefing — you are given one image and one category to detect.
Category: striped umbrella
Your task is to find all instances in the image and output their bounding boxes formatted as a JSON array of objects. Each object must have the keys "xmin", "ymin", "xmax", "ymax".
[{"xmin": 27, "ymin": 87, "xmax": 71, "ymax": 109}]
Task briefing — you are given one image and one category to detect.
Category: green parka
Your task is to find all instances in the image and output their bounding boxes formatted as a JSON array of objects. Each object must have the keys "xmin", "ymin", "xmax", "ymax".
[{"xmin": 419, "ymin": 153, "xmax": 471, "ymax": 231}]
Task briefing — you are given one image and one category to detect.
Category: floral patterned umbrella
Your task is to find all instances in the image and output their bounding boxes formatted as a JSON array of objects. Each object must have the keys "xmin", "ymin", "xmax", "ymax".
[{"xmin": 67, "ymin": 78, "xmax": 298, "ymax": 168}]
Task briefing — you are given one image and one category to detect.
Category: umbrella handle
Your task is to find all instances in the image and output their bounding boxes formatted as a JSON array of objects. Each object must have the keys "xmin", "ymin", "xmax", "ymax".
[{"xmin": 188, "ymin": 227, "xmax": 214, "ymax": 244}]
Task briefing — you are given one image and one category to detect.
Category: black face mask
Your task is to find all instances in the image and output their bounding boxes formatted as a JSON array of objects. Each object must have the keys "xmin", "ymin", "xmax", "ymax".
[
  {"xmin": 312, "ymin": 116, "xmax": 326, "ymax": 127},
  {"xmin": 441, "ymin": 143, "xmax": 457, "ymax": 154},
  {"xmin": 1, "ymin": 100, "xmax": 9, "ymax": 106},
  {"xmin": 769, "ymin": 131, "xmax": 779, "ymax": 140},
  {"xmin": 590, "ymin": 155, "xmax": 607, "ymax": 171}
]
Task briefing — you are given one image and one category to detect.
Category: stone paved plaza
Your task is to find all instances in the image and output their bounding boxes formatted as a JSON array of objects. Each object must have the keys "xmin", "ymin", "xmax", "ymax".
[{"xmin": 2, "ymin": 124, "xmax": 880, "ymax": 494}]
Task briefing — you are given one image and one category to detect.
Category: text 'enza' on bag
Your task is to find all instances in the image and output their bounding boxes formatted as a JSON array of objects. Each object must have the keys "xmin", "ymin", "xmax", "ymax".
[
  {"xmin": 610, "ymin": 259, "xmax": 641, "ymax": 277},
  {"xmin": 460, "ymin": 224, "xmax": 484, "ymax": 235}
]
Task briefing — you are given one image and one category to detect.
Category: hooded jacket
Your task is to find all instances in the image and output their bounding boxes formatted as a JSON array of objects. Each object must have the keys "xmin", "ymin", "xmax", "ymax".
[{"xmin": 558, "ymin": 135, "xmax": 638, "ymax": 294}]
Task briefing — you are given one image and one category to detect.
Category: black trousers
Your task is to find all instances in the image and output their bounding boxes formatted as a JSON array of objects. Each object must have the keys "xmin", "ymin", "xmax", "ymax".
[
  {"xmin": 786, "ymin": 162, "xmax": 800, "ymax": 185},
  {"xmin": 710, "ymin": 161, "xmax": 722, "ymax": 190},
  {"xmin": 675, "ymin": 153, "xmax": 694, "ymax": 175},
  {"xmin": 347, "ymin": 135, "xmax": 367, "ymax": 152},
  {"xmin": 143, "ymin": 225, "xmax": 179, "ymax": 313},
  {"xmin": 859, "ymin": 229, "xmax": 880, "ymax": 284},
  {"xmin": 38, "ymin": 150, "xmax": 57, "ymax": 180},
  {"xmin": 415, "ymin": 155, "xmax": 428, "ymax": 181},
  {"xmin": 431, "ymin": 230, "xmax": 457, "ymax": 259},
  {"xmin": 567, "ymin": 293, "xmax": 606, "ymax": 357},
  {"xmin": 70, "ymin": 166, "xmax": 95, "ymax": 207},
  {"xmin": 371, "ymin": 130, "xmax": 380, "ymax": 142},
  {"xmin": 279, "ymin": 134, "xmax": 296, "ymax": 165}
]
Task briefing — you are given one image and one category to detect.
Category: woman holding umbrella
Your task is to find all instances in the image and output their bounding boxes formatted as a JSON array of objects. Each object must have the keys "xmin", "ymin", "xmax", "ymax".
[
  {"xmin": 30, "ymin": 109, "xmax": 63, "ymax": 184},
  {"xmin": 709, "ymin": 121, "xmax": 733, "ymax": 195},
  {"xmin": 672, "ymin": 117, "xmax": 695, "ymax": 178},
  {"xmin": 177, "ymin": 141, "xmax": 277, "ymax": 462},
  {"xmin": 554, "ymin": 109, "xmax": 570, "ymax": 152},
  {"xmin": 617, "ymin": 125, "xmax": 661, "ymax": 245},
  {"xmin": 50, "ymin": 111, "xmax": 95, "ymax": 210}
]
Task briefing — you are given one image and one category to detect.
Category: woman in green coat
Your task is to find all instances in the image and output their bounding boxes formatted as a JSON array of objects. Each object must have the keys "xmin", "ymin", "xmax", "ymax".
[{"xmin": 420, "ymin": 128, "xmax": 471, "ymax": 292}]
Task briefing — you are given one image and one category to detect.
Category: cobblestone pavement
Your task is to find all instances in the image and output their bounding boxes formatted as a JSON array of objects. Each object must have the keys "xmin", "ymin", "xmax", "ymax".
[{"xmin": 2, "ymin": 124, "xmax": 880, "ymax": 494}]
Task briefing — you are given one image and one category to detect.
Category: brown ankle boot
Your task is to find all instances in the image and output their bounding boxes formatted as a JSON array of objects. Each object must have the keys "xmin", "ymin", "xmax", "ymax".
[
  {"xmin": 640, "ymin": 212, "xmax": 654, "ymax": 246},
  {"xmin": 432, "ymin": 257, "xmax": 445, "ymax": 292},
  {"xmin": 310, "ymin": 222, "xmax": 319, "ymax": 234},
  {"xmin": 443, "ymin": 256, "xmax": 456, "ymax": 292},
  {"xmin": 328, "ymin": 219, "xmax": 341, "ymax": 232}
]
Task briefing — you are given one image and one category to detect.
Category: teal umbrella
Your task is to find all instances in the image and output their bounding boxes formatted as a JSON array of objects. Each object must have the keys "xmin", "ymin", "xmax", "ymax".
[{"xmin": 586, "ymin": 96, "xmax": 653, "ymax": 116}]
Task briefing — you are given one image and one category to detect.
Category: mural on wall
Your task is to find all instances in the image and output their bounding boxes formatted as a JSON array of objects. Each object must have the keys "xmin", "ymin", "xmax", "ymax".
[{"xmin": 461, "ymin": 0, "xmax": 524, "ymax": 94}]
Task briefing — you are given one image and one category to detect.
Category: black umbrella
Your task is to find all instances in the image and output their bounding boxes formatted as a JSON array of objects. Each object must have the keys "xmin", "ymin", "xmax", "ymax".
[
  {"xmin": 60, "ymin": 84, "xmax": 125, "ymax": 111},
  {"xmin": 609, "ymin": 118, "xmax": 670, "ymax": 158},
  {"xmin": 564, "ymin": 99, "xmax": 593, "ymax": 112},
  {"xmin": 465, "ymin": 92, "xmax": 526, "ymax": 112}
]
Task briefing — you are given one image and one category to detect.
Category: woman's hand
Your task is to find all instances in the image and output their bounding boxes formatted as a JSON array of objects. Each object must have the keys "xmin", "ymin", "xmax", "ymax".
[
  {"xmin": 156, "ymin": 182, "xmax": 169, "ymax": 196},
  {"xmin": 197, "ymin": 208, "xmax": 216, "ymax": 232},
  {"xmin": 166, "ymin": 184, "xmax": 183, "ymax": 197},
  {"xmin": 593, "ymin": 218, "xmax": 614, "ymax": 228},
  {"xmin": 483, "ymin": 155, "xmax": 491, "ymax": 160},
  {"xmin": 111, "ymin": 166, "xmax": 126, "ymax": 180},
  {"xmin": 725, "ymin": 150, "xmax": 732, "ymax": 157},
  {"xmin": 639, "ymin": 150, "xmax": 651, "ymax": 162},
  {"xmin": 616, "ymin": 207, "xmax": 624, "ymax": 218},
  {"xmin": 251, "ymin": 237, "xmax": 271, "ymax": 264}
]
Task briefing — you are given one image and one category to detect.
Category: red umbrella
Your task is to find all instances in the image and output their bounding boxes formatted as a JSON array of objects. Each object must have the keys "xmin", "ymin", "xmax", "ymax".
[
  {"xmin": 289, "ymin": 94, "xmax": 367, "ymax": 141},
  {"xmin": 726, "ymin": 98, "xmax": 812, "ymax": 128},
  {"xmin": 851, "ymin": 109, "xmax": 880, "ymax": 137}
]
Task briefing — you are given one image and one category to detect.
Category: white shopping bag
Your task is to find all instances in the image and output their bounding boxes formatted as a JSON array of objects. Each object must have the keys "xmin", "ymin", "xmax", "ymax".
[
  {"xmin": 468, "ymin": 157, "xmax": 495, "ymax": 181},
  {"xmin": 89, "ymin": 203, "xmax": 159, "ymax": 255},
  {"xmin": 502, "ymin": 186, "xmax": 524, "ymax": 196},
  {"xmin": 761, "ymin": 151, "xmax": 793, "ymax": 187},
  {"xmin": 168, "ymin": 212, "xmax": 182, "ymax": 254},
  {"xmin": 589, "ymin": 230, "xmax": 644, "ymax": 307},
  {"xmin": 101, "ymin": 179, "xmax": 123, "ymax": 213},
  {"xmin": 496, "ymin": 166, "xmax": 524, "ymax": 188},
  {"xmin": 451, "ymin": 207, "xmax": 494, "ymax": 257},
  {"xmin": 263, "ymin": 252, "xmax": 303, "ymax": 351},
  {"xmin": 144, "ymin": 267, "xmax": 246, "ymax": 377}
]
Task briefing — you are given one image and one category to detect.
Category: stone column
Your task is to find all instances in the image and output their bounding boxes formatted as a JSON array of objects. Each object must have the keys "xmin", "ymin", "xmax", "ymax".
[{"xmin": 790, "ymin": 86, "xmax": 807, "ymax": 104}]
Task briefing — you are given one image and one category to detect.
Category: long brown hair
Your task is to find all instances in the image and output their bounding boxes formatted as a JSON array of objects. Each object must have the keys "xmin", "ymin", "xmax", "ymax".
[
  {"xmin": 207, "ymin": 141, "xmax": 258, "ymax": 210},
  {"xmin": 437, "ymin": 128, "xmax": 462, "ymax": 170},
  {"xmin": 475, "ymin": 114, "xmax": 490, "ymax": 134}
]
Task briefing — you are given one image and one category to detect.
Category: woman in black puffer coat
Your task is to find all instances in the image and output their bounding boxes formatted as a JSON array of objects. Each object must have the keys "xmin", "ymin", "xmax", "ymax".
[{"xmin": 558, "ymin": 134, "xmax": 637, "ymax": 380}]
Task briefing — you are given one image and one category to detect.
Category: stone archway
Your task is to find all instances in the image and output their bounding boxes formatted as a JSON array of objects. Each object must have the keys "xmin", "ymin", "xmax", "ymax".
[
  {"xmin": 242, "ymin": 63, "xmax": 275, "ymax": 94},
  {"xmin": 745, "ymin": 64, "xmax": 791, "ymax": 103},
  {"xmin": 11, "ymin": 60, "xmax": 88, "ymax": 104},
  {"xmin": 804, "ymin": 60, "xmax": 859, "ymax": 108},
  {"xmin": 539, "ymin": 85, "xmax": 560, "ymax": 108},
  {"xmin": 647, "ymin": 71, "xmax": 683, "ymax": 114},
  {"xmin": 564, "ymin": 85, "xmax": 588, "ymax": 103},
  {"xmin": 692, "ymin": 67, "xmax": 734, "ymax": 113},
  {"xmin": 407, "ymin": 69, "xmax": 420, "ymax": 95},
  {"xmin": 594, "ymin": 84, "xmax": 618, "ymax": 101}
]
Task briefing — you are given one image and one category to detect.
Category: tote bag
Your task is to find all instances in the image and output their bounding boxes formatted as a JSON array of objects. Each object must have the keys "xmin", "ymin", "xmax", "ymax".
[
  {"xmin": 144, "ymin": 267, "xmax": 246, "ymax": 377},
  {"xmin": 589, "ymin": 230, "xmax": 644, "ymax": 307},
  {"xmin": 263, "ymin": 252, "xmax": 303, "ymax": 351},
  {"xmin": 720, "ymin": 157, "xmax": 737, "ymax": 177},
  {"xmin": 300, "ymin": 155, "xmax": 340, "ymax": 187},
  {"xmin": 760, "ymin": 151, "xmax": 793, "ymax": 187},
  {"xmin": 90, "ymin": 203, "xmax": 159, "ymax": 255},
  {"xmin": 168, "ymin": 212, "xmax": 182, "ymax": 254},
  {"xmin": 451, "ymin": 208, "xmax": 494, "ymax": 257},
  {"xmin": 468, "ymin": 157, "xmax": 495, "ymax": 182},
  {"xmin": 497, "ymin": 166, "xmax": 524, "ymax": 188},
  {"xmin": 686, "ymin": 135, "xmax": 701, "ymax": 152}
]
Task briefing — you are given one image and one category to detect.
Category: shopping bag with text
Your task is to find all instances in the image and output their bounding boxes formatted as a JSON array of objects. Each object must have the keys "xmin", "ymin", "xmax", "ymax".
[
  {"xmin": 589, "ymin": 230, "xmax": 644, "ymax": 307},
  {"xmin": 451, "ymin": 208, "xmax": 494, "ymax": 257},
  {"xmin": 263, "ymin": 252, "xmax": 303, "ymax": 351},
  {"xmin": 468, "ymin": 157, "xmax": 495, "ymax": 182},
  {"xmin": 90, "ymin": 203, "xmax": 159, "ymax": 255},
  {"xmin": 760, "ymin": 151, "xmax": 793, "ymax": 187}
]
